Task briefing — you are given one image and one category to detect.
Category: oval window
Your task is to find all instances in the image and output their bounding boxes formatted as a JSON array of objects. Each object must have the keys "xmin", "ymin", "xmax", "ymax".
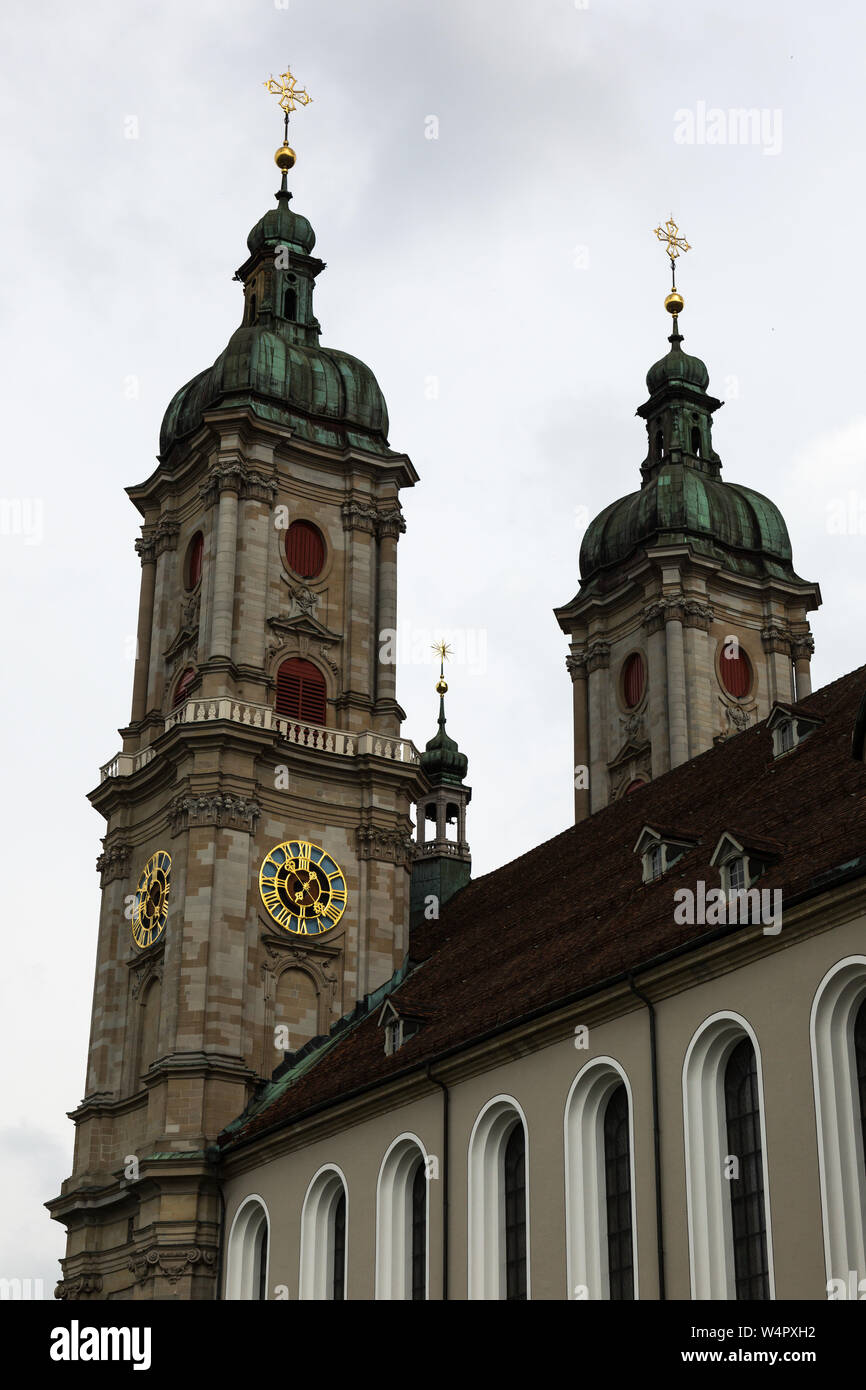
[
  {"xmin": 622, "ymin": 652, "xmax": 646, "ymax": 709},
  {"xmin": 185, "ymin": 531, "xmax": 204, "ymax": 590},
  {"xmin": 286, "ymin": 521, "xmax": 325, "ymax": 579},
  {"xmin": 720, "ymin": 645, "xmax": 752, "ymax": 698}
]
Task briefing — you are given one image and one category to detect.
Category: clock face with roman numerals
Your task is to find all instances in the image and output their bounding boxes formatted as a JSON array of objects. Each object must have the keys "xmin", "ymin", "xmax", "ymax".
[
  {"xmin": 259, "ymin": 840, "xmax": 347, "ymax": 936},
  {"xmin": 131, "ymin": 851, "xmax": 171, "ymax": 949}
]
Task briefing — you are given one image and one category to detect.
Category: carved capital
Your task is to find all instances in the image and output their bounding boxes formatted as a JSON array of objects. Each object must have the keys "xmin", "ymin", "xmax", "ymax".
[
  {"xmin": 153, "ymin": 515, "xmax": 180, "ymax": 556},
  {"xmin": 376, "ymin": 505, "xmax": 406, "ymax": 540},
  {"xmin": 761, "ymin": 622, "xmax": 793, "ymax": 655},
  {"xmin": 683, "ymin": 600, "xmax": 714, "ymax": 631},
  {"xmin": 355, "ymin": 821, "xmax": 414, "ymax": 865},
  {"xmin": 341, "ymin": 499, "xmax": 378, "ymax": 534},
  {"xmin": 96, "ymin": 839, "xmax": 132, "ymax": 887},
  {"xmin": 791, "ymin": 633, "xmax": 815, "ymax": 662},
  {"xmin": 135, "ymin": 534, "xmax": 156, "ymax": 565},
  {"xmin": 566, "ymin": 647, "xmax": 588, "ymax": 681},
  {"xmin": 169, "ymin": 793, "xmax": 261, "ymax": 835},
  {"xmin": 585, "ymin": 640, "xmax": 610, "ymax": 674}
]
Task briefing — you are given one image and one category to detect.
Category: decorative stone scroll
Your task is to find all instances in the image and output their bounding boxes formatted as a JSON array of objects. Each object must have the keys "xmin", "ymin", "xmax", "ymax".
[
  {"xmin": 55, "ymin": 1274, "xmax": 104, "ymax": 1300},
  {"xmin": 128, "ymin": 1246, "xmax": 216, "ymax": 1287}
]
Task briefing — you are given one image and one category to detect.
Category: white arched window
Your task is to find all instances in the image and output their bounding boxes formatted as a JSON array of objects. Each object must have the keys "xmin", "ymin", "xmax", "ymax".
[
  {"xmin": 564, "ymin": 1057, "xmax": 638, "ymax": 1300},
  {"xmin": 299, "ymin": 1165, "xmax": 348, "ymax": 1300},
  {"xmin": 683, "ymin": 1012, "xmax": 775, "ymax": 1299},
  {"xmin": 810, "ymin": 957, "xmax": 866, "ymax": 1289},
  {"xmin": 225, "ymin": 1195, "xmax": 270, "ymax": 1300},
  {"xmin": 467, "ymin": 1096, "xmax": 529, "ymax": 1300},
  {"xmin": 375, "ymin": 1134, "xmax": 429, "ymax": 1300}
]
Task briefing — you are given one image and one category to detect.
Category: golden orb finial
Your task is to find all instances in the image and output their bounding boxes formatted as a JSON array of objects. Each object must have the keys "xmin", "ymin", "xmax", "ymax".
[
  {"xmin": 653, "ymin": 216, "xmax": 691, "ymax": 317},
  {"xmin": 432, "ymin": 640, "xmax": 453, "ymax": 696},
  {"xmin": 264, "ymin": 66, "xmax": 312, "ymax": 175}
]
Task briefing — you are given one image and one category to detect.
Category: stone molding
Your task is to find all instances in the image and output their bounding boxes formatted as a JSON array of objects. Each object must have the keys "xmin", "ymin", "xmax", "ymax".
[
  {"xmin": 169, "ymin": 793, "xmax": 261, "ymax": 835},
  {"xmin": 128, "ymin": 1245, "xmax": 216, "ymax": 1287},
  {"xmin": 96, "ymin": 839, "xmax": 132, "ymax": 886},
  {"xmin": 129, "ymin": 944, "xmax": 165, "ymax": 999}
]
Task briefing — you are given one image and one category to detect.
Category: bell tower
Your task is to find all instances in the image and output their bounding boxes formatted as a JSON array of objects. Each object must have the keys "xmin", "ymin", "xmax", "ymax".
[
  {"xmin": 48, "ymin": 71, "xmax": 425, "ymax": 1300},
  {"xmin": 555, "ymin": 220, "xmax": 821, "ymax": 820}
]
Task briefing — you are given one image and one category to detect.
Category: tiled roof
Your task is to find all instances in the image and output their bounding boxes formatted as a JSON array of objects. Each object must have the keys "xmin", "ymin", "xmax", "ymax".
[{"xmin": 221, "ymin": 665, "xmax": 866, "ymax": 1150}]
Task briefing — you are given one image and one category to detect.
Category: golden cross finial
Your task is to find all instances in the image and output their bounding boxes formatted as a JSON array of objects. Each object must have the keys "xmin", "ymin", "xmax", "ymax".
[
  {"xmin": 264, "ymin": 66, "xmax": 313, "ymax": 114},
  {"xmin": 653, "ymin": 216, "xmax": 691, "ymax": 261}
]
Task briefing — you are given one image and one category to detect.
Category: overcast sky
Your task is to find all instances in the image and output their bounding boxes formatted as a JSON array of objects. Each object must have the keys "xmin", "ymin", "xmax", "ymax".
[{"xmin": 2, "ymin": 0, "xmax": 865, "ymax": 1293}]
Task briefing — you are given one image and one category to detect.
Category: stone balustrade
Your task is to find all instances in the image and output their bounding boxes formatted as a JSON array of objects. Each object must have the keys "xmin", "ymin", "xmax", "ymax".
[{"xmin": 100, "ymin": 699, "xmax": 419, "ymax": 781}]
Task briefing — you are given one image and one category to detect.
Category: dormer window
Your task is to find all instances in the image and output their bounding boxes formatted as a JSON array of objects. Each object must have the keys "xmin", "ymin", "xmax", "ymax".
[
  {"xmin": 767, "ymin": 704, "xmax": 821, "ymax": 759},
  {"xmin": 711, "ymin": 832, "xmax": 779, "ymax": 897},
  {"xmin": 634, "ymin": 826, "xmax": 695, "ymax": 884},
  {"xmin": 378, "ymin": 1000, "xmax": 423, "ymax": 1056},
  {"xmin": 724, "ymin": 854, "xmax": 748, "ymax": 897}
]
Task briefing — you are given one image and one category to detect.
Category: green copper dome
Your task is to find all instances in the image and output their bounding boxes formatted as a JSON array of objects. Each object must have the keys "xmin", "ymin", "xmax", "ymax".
[
  {"xmin": 645, "ymin": 340, "xmax": 709, "ymax": 394},
  {"xmin": 578, "ymin": 318, "xmax": 805, "ymax": 587},
  {"xmin": 579, "ymin": 467, "xmax": 799, "ymax": 583},
  {"xmin": 246, "ymin": 199, "xmax": 316, "ymax": 258},
  {"xmin": 420, "ymin": 697, "xmax": 469, "ymax": 787},
  {"xmin": 159, "ymin": 193, "xmax": 390, "ymax": 458}
]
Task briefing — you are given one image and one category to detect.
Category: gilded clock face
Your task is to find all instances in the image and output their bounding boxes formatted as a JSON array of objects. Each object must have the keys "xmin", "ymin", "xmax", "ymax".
[
  {"xmin": 259, "ymin": 840, "xmax": 347, "ymax": 936},
  {"xmin": 131, "ymin": 850, "xmax": 171, "ymax": 949}
]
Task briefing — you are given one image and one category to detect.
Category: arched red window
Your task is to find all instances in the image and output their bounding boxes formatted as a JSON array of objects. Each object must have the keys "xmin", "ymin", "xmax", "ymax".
[
  {"xmin": 720, "ymin": 645, "xmax": 752, "ymax": 698},
  {"xmin": 276, "ymin": 658, "xmax": 327, "ymax": 724},
  {"xmin": 173, "ymin": 667, "xmax": 197, "ymax": 708},
  {"xmin": 622, "ymin": 652, "xmax": 646, "ymax": 709},
  {"xmin": 286, "ymin": 521, "xmax": 325, "ymax": 579},
  {"xmin": 186, "ymin": 531, "xmax": 204, "ymax": 590}
]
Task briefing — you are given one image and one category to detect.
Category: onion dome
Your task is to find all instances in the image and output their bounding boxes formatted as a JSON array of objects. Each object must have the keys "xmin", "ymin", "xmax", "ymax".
[
  {"xmin": 420, "ymin": 696, "xmax": 469, "ymax": 787},
  {"xmin": 159, "ymin": 191, "xmax": 391, "ymax": 458},
  {"xmin": 578, "ymin": 316, "xmax": 805, "ymax": 589}
]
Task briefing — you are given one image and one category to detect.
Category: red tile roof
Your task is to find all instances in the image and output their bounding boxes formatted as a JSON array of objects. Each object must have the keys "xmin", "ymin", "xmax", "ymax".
[{"xmin": 221, "ymin": 665, "xmax": 866, "ymax": 1150}]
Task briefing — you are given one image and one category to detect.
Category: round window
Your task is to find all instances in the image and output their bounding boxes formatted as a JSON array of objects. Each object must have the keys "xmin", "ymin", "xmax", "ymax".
[
  {"xmin": 286, "ymin": 520, "xmax": 325, "ymax": 579},
  {"xmin": 720, "ymin": 644, "xmax": 752, "ymax": 698},
  {"xmin": 622, "ymin": 652, "xmax": 646, "ymax": 709}
]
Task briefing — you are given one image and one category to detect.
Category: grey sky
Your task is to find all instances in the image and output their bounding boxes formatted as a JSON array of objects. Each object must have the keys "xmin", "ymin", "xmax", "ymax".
[{"xmin": 2, "ymin": 0, "xmax": 864, "ymax": 1291}]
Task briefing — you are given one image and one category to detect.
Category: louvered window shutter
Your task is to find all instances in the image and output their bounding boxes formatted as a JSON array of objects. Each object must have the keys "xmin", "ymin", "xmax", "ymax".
[{"xmin": 276, "ymin": 658, "xmax": 326, "ymax": 724}]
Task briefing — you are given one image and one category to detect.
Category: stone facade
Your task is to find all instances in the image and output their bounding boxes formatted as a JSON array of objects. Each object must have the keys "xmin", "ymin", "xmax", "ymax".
[{"xmin": 48, "ymin": 205, "xmax": 427, "ymax": 1299}]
